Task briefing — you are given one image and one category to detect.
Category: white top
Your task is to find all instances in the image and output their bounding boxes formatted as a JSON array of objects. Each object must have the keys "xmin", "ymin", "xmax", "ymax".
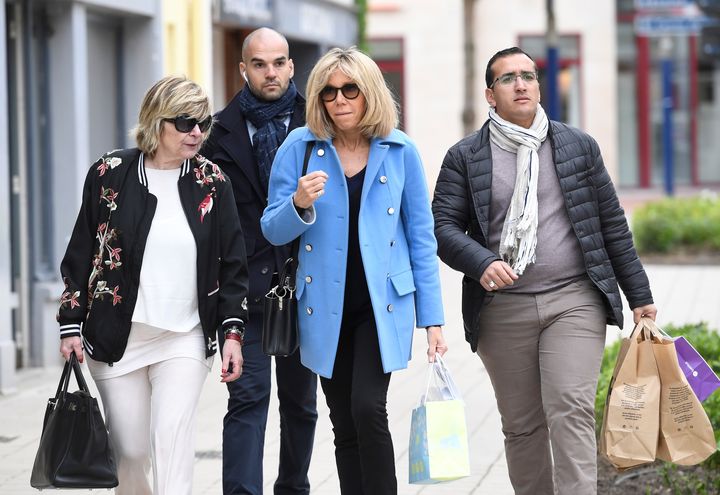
[
  {"xmin": 131, "ymin": 166, "xmax": 200, "ymax": 332},
  {"xmin": 87, "ymin": 322, "xmax": 211, "ymax": 380}
]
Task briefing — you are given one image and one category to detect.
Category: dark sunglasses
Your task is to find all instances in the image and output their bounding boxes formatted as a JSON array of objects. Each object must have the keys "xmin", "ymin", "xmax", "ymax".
[
  {"xmin": 165, "ymin": 114, "xmax": 213, "ymax": 133},
  {"xmin": 319, "ymin": 83, "xmax": 361, "ymax": 102}
]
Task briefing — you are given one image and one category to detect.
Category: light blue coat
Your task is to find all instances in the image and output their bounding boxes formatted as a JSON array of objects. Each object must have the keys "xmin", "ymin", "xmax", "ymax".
[{"xmin": 261, "ymin": 127, "xmax": 445, "ymax": 378}]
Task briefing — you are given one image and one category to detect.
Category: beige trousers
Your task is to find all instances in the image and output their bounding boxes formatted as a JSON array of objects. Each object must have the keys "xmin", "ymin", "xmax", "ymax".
[
  {"xmin": 93, "ymin": 357, "xmax": 208, "ymax": 495},
  {"xmin": 476, "ymin": 278, "xmax": 607, "ymax": 495}
]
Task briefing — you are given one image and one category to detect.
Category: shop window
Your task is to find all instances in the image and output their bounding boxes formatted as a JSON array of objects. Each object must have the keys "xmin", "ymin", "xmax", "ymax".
[
  {"xmin": 518, "ymin": 34, "xmax": 582, "ymax": 128},
  {"xmin": 616, "ymin": 21, "xmax": 641, "ymax": 186}
]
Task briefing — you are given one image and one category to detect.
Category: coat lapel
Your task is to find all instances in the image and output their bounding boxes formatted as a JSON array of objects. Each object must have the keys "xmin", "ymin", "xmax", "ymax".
[
  {"xmin": 215, "ymin": 98, "xmax": 265, "ymax": 201},
  {"xmin": 288, "ymin": 101, "xmax": 305, "ymax": 133},
  {"xmin": 214, "ymin": 92, "xmax": 306, "ymax": 203},
  {"xmin": 361, "ymin": 137, "xmax": 390, "ymax": 205},
  {"xmin": 470, "ymin": 124, "xmax": 492, "ymax": 240}
]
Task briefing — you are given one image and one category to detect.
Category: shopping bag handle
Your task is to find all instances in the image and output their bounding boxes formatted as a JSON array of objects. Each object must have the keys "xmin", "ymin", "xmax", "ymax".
[
  {"xmin": 637, "ymin": 316, "xmax": 673, "ymax": 340},
  {"xmin": 422, "ymin": 360, "xmax": 434, "ymax": 405},
  {"xmin": 423, "ymin": 354, "xmax": 450, "ymax": 401},
  {"xmin": 422, "ymin": 354, "xmax": 462, "ymax": 405},
  {"xmin": 437, "ymin": 355, "xmax": 462, "ymax": 400}
]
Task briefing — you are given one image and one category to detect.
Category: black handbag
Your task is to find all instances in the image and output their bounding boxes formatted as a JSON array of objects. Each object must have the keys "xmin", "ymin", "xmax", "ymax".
[
  {"xmin": 262, "ymin": 142, "xmax": 313, "ymax": 357},
  {"xmin": 263, "ymin": 256, "xmax": 299, "ymax": 356},
  {"xmin": 30, "ymin": 353, "xmax": 118, "ymax": 489}
]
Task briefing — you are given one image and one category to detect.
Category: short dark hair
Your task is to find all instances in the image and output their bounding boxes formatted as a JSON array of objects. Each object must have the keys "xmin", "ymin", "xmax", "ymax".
[{"xmin": 485, "ymin": 47, "xmax": 536, "ymax": 88}]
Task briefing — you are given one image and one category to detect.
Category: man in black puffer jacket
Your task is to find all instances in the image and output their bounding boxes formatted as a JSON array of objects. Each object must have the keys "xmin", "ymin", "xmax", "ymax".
[{"xmin": 432, "ymin": 47, "xmax": 657, "ymax": 495}]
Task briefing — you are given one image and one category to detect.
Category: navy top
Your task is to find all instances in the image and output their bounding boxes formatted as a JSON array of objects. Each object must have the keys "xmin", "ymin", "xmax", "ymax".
[{"xmin": 343, "ymin": 167, "xmax": 371, "ymax": 317}]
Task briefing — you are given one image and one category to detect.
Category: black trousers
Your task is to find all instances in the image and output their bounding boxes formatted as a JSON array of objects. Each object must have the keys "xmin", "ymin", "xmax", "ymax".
[
  {"xmin": 221, "ymin": 314, "xmax": 318, "ymax": 495},
  {"xmin": 320, "ymin": 314, "xmax": 397, "ymax": 495}
]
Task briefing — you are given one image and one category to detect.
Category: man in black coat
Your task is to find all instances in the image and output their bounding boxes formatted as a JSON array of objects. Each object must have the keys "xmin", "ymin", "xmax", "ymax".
[
  {"xmin": 432, "ymin": 47, "xmax": 657, "ymax": 495},
  {"xmin": 201, "ymin": 28, "xmax": 317, "ymax": 495}
]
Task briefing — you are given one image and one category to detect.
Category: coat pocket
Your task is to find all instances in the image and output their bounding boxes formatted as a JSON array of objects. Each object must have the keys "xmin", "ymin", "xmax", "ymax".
[{"xmin": 389, "ymin": 269, "xmax": 416, "ymax": 296}]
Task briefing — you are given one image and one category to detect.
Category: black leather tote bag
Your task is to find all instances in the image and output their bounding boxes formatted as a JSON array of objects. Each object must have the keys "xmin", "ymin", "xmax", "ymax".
[
  {"xmin": 262, "ymin": 142, "xmax": 313, "ymax": 357},
  {"xmin": 263, "ymin": 256, "xmax": 299, "ymax": 356},
  {"xmin": 30, "ymin": 353, "xmax": 118, "ymax": 489}
]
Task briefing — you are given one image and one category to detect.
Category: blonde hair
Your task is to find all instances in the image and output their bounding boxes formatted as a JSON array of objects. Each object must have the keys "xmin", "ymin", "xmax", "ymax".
[
  {"xmin": 132, "ymin": 76, "xmax": 212, "ymax": 156},
  {"xmin": 305, "ymin": 47, "xmax": 398, "ymax": 140}
]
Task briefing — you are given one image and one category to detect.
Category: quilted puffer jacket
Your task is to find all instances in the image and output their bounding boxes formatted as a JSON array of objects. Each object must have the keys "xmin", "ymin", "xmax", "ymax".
[{"xmin": 432, "ymin": 120, "xmax": 654, "ymax": 352}]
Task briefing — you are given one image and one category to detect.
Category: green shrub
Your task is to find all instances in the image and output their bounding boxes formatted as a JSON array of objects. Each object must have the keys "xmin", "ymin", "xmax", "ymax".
[
  {"xmin": 632, "ymin": 195, "xmax": 720, "ymax": 254},
  {"xmin": 596, "ymin": 323, "xmax": 720, "ymax": 491}
]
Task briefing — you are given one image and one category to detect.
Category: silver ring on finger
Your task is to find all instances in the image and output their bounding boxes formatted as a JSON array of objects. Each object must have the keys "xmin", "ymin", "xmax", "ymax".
[
  {"xmin": 488, "ymin": 280, "xmax": 496, "ymax": 289},
  {"xmin": 317, "ymin": 190, "xmax": 324, "ymax": 198}
]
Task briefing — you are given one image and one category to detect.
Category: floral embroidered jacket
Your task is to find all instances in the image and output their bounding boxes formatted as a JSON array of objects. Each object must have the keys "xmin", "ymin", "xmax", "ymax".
[{"xmin": 58, "ymin": 148, "xmax": 249, "ymax": 363}]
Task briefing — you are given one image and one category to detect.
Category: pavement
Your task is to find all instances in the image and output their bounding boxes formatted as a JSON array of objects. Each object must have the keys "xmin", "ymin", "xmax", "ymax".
[{"xmin": 2, "ymin": 193, "xmax": 719, "ymax": 494}]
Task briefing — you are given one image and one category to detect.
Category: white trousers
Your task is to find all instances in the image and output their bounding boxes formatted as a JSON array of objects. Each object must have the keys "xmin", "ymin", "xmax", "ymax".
[{"xmin": 93, "ymin": 357, "xmax": 209, "ymax": 495}]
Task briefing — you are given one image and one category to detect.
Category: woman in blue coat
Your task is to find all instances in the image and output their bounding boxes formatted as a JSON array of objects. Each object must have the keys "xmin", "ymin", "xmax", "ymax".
[{"xmin": 261, "ymin": 47, "xmax": 446, "ymax": 494}]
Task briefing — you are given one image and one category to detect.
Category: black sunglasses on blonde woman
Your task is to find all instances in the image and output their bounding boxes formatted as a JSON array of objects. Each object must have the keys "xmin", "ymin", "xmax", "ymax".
[{"xmin": 320, "ymin": 83, "xmax": 361, "ymax": 102}]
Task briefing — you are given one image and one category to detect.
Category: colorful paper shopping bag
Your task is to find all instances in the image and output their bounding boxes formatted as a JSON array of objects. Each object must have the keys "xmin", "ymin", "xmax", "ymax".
[
  {"xmin": 409, "ymin": 355, "xmax": 470, "ymax": 484},
  {"xmin": 674, "ymin": 336, "xmax": 720, "ymax": 403}
]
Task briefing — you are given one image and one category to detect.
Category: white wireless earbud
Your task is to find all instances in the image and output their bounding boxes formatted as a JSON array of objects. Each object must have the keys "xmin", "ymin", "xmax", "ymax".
[{"xmin": 242, "ymin": 71, "xmax": 248, "ymax": 83}]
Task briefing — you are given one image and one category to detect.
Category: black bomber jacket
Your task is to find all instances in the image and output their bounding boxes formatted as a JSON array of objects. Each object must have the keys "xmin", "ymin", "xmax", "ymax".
[{"xmin": 57, "ymin": 148, "xmax": 249, "ymax": 364}]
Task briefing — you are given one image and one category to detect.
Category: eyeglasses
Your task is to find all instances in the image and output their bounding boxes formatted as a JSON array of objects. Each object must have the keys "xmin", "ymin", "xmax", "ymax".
[
  {"xmin": 164, "ymin": 115, "xmax": 213, "ymax": 133},
  {"xmin": 319, "ymin": 83, "xmax": 361, "ymax": 102},
  {"xmin": 490, "ymin": 71, "xmax": 538, "ymax": 88}
]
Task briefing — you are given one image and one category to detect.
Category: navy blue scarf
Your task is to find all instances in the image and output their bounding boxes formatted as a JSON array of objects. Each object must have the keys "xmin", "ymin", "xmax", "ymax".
[{"xmin": 238, "ymin": 80, "xmax": 298, "ymax": 191}]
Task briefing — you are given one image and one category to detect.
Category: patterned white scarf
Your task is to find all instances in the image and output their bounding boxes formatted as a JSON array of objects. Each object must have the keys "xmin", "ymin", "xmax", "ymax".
[{"xmin": 488, "ymin": 105, "xmax": 549, "ymax": 275}]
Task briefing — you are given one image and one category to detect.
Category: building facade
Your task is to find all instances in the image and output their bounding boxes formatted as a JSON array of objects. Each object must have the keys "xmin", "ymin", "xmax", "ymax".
[
  {"xmin": 617, "ymin": 0, "xmax": 720, "ymax": 187},
  {"xmin": 210, "ymin": 0, "xmax": 357, "ymax": 110},
  {"xmin": 367, "ymin": 0, "xmax": 720, "ymax": 190},
  {"xmin": 0, "ymin": 0, "xmax": 358, "ymax": 392},
  {"xmin": 2, "ymin": 0, "xmax": 164, "ymax": 393},
  {"xmin": 366, "ymin": 0, "xmax": 618, "ymax": 190}
]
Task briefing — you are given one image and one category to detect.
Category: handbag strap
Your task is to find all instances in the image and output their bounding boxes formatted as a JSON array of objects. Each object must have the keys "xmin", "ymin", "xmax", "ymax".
[
  {"xmin": 287, "ymin": 141, "xmax": 314, "ymax": 274},
  {"xmin": 70, "ymin": 353, "xmax": 91, "ymax": 392},
  {"xmin": 55, "ymin": 354, "xmax": 91, "ymax": 401},
  {"xmin": 54, "ymin": 358, "xmax": 73, "ymax": 400},
  {"xmin": 301, "ymin": 141, "xmax": 313, "ymax": 178}
]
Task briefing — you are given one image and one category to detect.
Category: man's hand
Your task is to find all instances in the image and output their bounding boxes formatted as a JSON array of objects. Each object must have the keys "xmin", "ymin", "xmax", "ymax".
[
  {"xmin": 426, "ymin": 326, "xmax": 447, "ymax": 363},
  {"xmin": 293, "ymin": 171, "xmax": 329, "ymax": 209},
  {"xmin": 633, "ymin": 303, "xmax": 658, "ymax": 324},
  {"xmin": 220, "ymin": 339, "xmax": 243, "ymax": 382},
  {"xmin": 481, "ymin": 260, "xmax": 518, "ymax": 291},
  {"xmin": 60, "ymin": 336, "xmax": 84, "ymax": 363}
]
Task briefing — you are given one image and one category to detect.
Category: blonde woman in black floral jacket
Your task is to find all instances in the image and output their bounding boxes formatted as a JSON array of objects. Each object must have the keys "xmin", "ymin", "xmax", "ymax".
[{"xmin": 58, "ymin": 76, "xmax": 249, "ymax": 495}]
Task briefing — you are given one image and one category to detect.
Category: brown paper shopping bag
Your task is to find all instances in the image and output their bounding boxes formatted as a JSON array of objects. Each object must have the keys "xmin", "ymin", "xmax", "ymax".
[
  {"xmin": 649, "ymin": 321, "xmax": 717, "ymax": 465},
  {"xmin": 601, "ymin": 319, "xmax": 661, "ymax": 469},
  {"xmin": 599, "ymin": 323, "xmax": 636, "ymax": 458}
]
